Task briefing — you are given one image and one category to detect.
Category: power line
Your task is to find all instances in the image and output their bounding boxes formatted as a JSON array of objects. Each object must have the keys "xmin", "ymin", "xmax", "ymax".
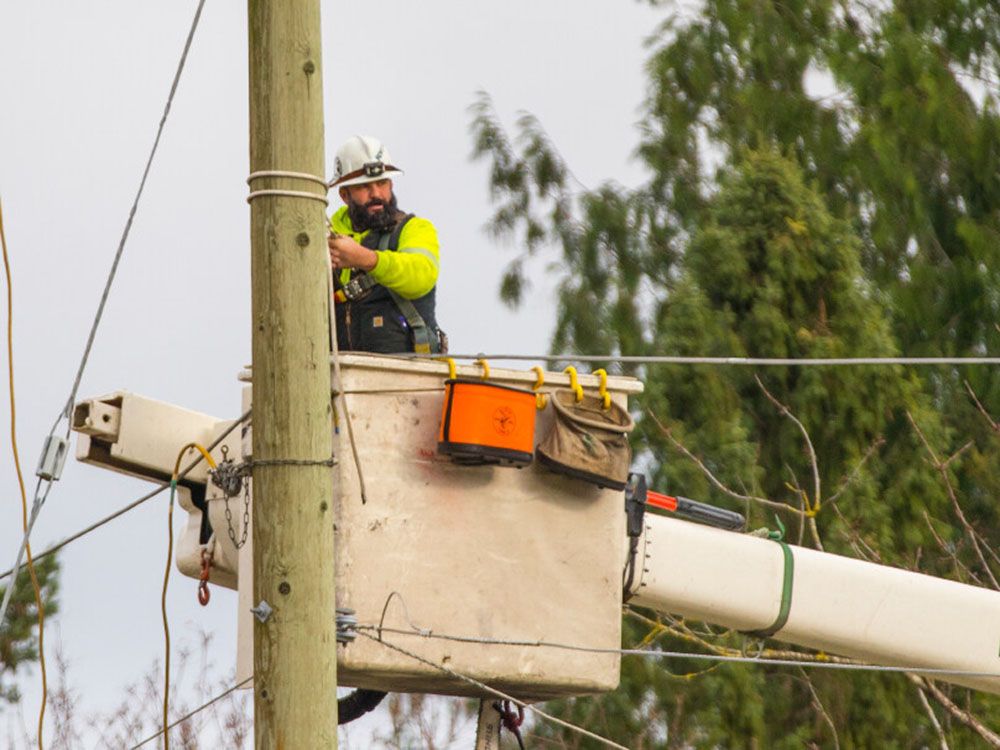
[
  {"xmin": 0, "ymin": 409, "xmax": 251, "ymax": 584},
  {"xmin": 358, "ymin": 631, "xmax": 630, "ymax": 750},
  {"xmin": 57, "ymin": 0, "xmax": 207, "ymax": 435},
  {"xmin": 129, "ymin": 676, "xmax": 253, "ymax": 750},
  {"xmin": 0, "ymin": 0, "xmax": 208, "ymax": 631},
  {"xmin": 360, "ymin": 625, "xmax": 1000, "ymax": 679},
  {"xmin": 412, "ymin": 353, "xmax": 1000, "ymax": 367}
]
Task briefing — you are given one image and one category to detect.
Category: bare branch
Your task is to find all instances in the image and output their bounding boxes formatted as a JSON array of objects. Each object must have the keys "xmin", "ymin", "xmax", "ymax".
[
  {"xmin": 807, "ymin": 515, "xmax": 825, "ymax": 552},
  {"xmin": 755, "ymin": 375, "xmax": 821, "ymax": 510},
  {"xmin": 908, "ymin": 410, "xmax": 942, "ymax": 466},
  {"xmin": 964, "ymin": 379, "xmax": 1000, "ymax": 433},
  {"xmin": 828, "ymin": 504, "xmax": 881, "ymax": 562},
  {"xmin": 921, "ymin": 510, "xmax": 981, "ymax": 586},
  {"xmin": 908, "ymin": 675, "xmax": 1000, "ymax": 748},
  {"xmin": 915, "ymin": 684, "xmax": 950, "ymax": 750},
  {"xmin": 907, "ymin": 411, "xmax": 1000, "ymax": 590},
  {"xmin": 645, "ymin": 409, "xmax": 804, "ymax": 516},
  {"xmin": 799, "ymin": 668, "xmax": 840, "ymax": 750},
  {"xmin": 825, "ymin": 437, "xmax": 885, "ymax": 508}
]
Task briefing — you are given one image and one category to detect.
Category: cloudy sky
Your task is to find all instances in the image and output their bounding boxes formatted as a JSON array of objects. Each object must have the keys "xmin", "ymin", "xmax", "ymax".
[{"xmin": 0, "ymin": 0, "xmax": 664, "ymax": 743}]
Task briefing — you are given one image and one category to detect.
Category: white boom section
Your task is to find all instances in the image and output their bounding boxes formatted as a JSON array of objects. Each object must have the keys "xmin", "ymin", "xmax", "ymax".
[{"xmin": 629, "ymin": 513, "xmax": 1000, "ymax": 694}]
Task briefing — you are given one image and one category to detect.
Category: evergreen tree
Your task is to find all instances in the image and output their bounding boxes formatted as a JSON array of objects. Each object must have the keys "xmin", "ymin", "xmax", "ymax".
[
  {"xmin": 470, "ymin": 1, "xmax": 1000, "ymax": 731},
  {"xmin": 0, "ymin": 555, "xmax": 59, "ymax": 704}
]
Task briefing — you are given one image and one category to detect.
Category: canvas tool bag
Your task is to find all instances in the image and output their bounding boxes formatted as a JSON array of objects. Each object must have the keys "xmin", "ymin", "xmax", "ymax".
[{"xmin": 537, "ymin": 389, "xmax": 635, "ymax": 490}]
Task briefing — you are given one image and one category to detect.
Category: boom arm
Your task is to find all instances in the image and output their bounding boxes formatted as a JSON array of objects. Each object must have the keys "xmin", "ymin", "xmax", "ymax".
[{"xmin": 628, "ymin": 512, "xmax": 1000, "ymax": 694}]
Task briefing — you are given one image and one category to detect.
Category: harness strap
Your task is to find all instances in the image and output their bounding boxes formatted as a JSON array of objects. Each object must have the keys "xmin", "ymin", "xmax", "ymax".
[{"xmin": 377, "ymin": 222, "xmax": 437, "ymax": 354}]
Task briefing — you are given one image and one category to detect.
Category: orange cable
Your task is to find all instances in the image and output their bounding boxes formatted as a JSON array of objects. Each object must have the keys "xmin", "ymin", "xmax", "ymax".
[
  {"xmin": 162, "ymin": 442, "xmax": 217, "ymax": 749},
  {"xmin": 0, "ymin": 197, "xmax": 48, "ymax": 750}
]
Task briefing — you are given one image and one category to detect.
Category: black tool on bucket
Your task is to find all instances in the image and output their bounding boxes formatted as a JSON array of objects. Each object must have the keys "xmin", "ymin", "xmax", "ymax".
[{"xmin": 626, "ymin": 473, "xmax": 746, "ymax": 531}]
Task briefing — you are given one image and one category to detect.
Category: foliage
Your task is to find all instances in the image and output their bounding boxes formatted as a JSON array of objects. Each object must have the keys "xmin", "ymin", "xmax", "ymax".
[
  {"xmin": 0, "ymin": 554, "xmax": 59, "ymax": 705},
  {"xmin": 470, "ymin": 0, "xmax": 1000, "ymax": 745},
  {"xmin": 2, "ymin": 629, "xmax": 250, "ymax": 749}
]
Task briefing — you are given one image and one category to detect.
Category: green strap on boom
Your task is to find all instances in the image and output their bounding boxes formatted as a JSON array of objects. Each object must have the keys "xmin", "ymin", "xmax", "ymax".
[
  {"xmin": 743, "ymin": 538, "xmax": 795, "ymax": 639},
  {"xmin": 377, "ymin": 229, "xmax": 436, "ymax": 354}
]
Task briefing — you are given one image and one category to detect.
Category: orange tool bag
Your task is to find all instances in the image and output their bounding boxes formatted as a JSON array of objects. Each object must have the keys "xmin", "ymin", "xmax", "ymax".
[{"xmin": 437, "ymin": 378, "xmax": 536, "ymax": 466}]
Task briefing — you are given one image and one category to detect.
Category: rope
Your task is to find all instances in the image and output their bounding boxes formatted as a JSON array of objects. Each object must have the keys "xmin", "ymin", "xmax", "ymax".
[
  {"xmin": 0, "ymin": 410, "xmax": 251, "ymax": 584},
  {"xmin": 326, "ymin": 239, "xmax": 368, "ymax": 503},
  {"xmin": 0, "ymin": 197, "xmax": 48, "ymax": 750},
  {"xmin": 246, "ymin": 189, "xmax": 329, "ymax": 205},
  {"xmin": 405, "ymin": 353, "xmax": 1000, "ymax": 367},
  {"xmin": 358, "ymin": 631, "xmax": 629, "ymax": 750},
  {"xmin": 247, "ymin": 170, "xmax": 328, "ymax": 187},
  {"xmin": 246, "ymin": 170, "xmax": 329, "ymax": 205}
]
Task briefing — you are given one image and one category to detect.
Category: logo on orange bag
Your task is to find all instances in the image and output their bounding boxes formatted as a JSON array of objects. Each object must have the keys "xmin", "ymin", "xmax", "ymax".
[{"xmin": 492, "ymin": 406, "xmax": 516, "ymax": 436}]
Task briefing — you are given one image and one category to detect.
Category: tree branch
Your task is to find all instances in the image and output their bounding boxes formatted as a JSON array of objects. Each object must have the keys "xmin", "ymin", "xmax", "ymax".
[
  {"xmin": 799, "ymin": 668, "xmax": 840, "ymax": 750},
  {"xmin": 907, "ymin": 411, "xmax": 1000, "ymax": 590},
  {"xmin": 915, "ymin": 684, "xmax": 950, "ymax": 750},
  {"xmin": 908, "ymin": 675, "xmax": 1000, "ymax": 748},
  {"xmin": 645, "ymin": 409, "xmax": 805, "ymax": 517}
]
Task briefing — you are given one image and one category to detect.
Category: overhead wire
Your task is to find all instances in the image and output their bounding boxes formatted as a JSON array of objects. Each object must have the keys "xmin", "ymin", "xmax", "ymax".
[
  {"xmin": 0, "ymin": 6, "xmax": 209, "ymax": 736},
  {"xmin": 357, "ymin": 631, "xmax": 630, "ymax": 750},
  {"xmin": 359, "ymin": 624, "xmax": 1000, "ymax": 679},
  {"xmin": 0, "ymin": 409, "xmax": 251, "ymax": 584},
  {"xmin": 409, "ymin": 353, "xmax": 1000, "ymax": 367},
  {"xmin": 129, "ymin": 675, "xmax": 254, "ymax": 750},
  {"xmin": 0, "ymin": 198, "xmax": 48, "ymax": 750},
  {"xmin": 55, "ymin": 0, "xmax": 207, "ymax": 438}
]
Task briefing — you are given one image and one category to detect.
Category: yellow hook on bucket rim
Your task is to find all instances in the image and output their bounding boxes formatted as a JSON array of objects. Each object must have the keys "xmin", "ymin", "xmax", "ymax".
[
  {"xmin": 592, "ymin": 368, "xmax": 612, "ymax": 410},
  {"xmin": 531, "ymin": 365, "xmax": 548, "ymax": 409},
  {"xmin": 436, "ymin": 356, "xmax": 457, "ymax": 380},
  {"xmin": 563, "ymin": 366, "xmax": 584, "ymax": 402}
]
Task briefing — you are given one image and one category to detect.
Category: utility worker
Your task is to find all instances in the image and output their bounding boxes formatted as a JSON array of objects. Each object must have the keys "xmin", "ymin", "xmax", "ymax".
[{"xmin": 327, "ymin": 135, "xmax": 444, "ymax": 353}]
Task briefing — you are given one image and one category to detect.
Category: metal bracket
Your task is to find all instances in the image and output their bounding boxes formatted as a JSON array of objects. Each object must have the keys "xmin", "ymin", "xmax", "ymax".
[
  {"xmin": 336, "ymin": 607, "xmax": 358, "ymax": 644},
  {"xmin": 251, "ymin": 600, "xmax": 273, "ymax": 623}
]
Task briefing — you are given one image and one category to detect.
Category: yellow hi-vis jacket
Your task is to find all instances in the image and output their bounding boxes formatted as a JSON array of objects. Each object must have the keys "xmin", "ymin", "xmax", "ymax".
[{"xmin": 329, "ymin": 206, "xmax": 439, "ymax": 300}]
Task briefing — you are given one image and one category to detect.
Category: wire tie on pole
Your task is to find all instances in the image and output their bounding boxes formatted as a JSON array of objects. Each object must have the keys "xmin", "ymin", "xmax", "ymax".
[
  {"xmin": 246, "ymin": 170, "xmax": 330, "ymax": 205},
  {"xmin": 244, "ymin": 456, "xmax": 337, "ymax": 470}
]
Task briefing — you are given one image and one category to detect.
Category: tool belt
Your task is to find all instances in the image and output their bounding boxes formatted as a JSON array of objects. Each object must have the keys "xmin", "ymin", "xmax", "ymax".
[{"xmin": 335, "ymin": 272, "xmax": 378, "ymax": 303}]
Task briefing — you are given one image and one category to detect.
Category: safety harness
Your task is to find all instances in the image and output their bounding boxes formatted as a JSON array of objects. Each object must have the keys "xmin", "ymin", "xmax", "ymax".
[
  {"xmin": 375, "ymin": 222, "xmax": 437, "ymax": 354},
  {"xmin": 336, "ymin": 214, "xmax": 439, "ymax": 354}
]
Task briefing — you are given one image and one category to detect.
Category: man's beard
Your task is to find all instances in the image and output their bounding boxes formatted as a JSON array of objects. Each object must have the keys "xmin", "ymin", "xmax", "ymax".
[{"xmin": 347, "ymin": 192, "xmax": 399, "ymax": 232}]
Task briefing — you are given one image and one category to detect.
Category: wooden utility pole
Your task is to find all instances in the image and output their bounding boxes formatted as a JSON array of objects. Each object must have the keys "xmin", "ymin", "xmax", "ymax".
[{"xmin": 247, "ymin": 0, "xmax": 337, "ymax": 746}]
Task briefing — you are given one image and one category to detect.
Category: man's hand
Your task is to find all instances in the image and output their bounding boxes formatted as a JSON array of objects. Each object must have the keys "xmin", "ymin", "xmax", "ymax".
[{"xmin": 328, "ymin": 234, "xmax": 378, "ymax": 272}]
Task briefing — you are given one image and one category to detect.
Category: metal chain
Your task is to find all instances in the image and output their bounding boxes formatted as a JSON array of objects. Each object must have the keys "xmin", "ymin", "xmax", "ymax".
[
  {"xmin": 247, "ymin": 457, "xmax": 337, "ymax": 468},
  {"xmin": 212, "ymin": 446, "xmax": 250, "ymax": 549},
  {"xmin": 210, "ymin": 447, "xmax": 336, "ymax": 550}
]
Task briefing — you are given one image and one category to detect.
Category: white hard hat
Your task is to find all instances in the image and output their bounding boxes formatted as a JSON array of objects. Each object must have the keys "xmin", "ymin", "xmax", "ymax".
[{"xmin": 329, "ymin": 135, "xmax": 404, "ymax": 188}]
